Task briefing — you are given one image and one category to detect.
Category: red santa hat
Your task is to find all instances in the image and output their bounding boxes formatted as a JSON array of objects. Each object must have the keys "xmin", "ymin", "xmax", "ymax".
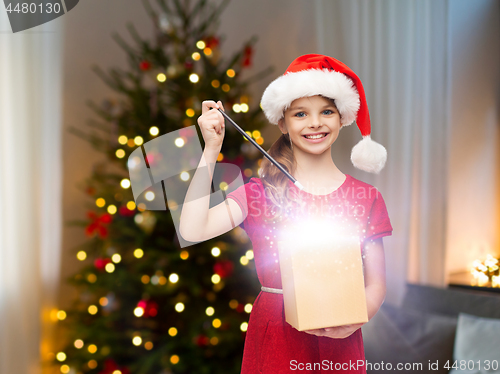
[{"xmin": 260, "ymin": 54, "xmax": 387, "ymax": 174}]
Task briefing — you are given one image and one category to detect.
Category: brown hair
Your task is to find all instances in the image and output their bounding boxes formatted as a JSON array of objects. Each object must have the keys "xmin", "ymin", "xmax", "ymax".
[{"xmin": 260, "ymin": 96, "xmax": 339, "ymax": 224}]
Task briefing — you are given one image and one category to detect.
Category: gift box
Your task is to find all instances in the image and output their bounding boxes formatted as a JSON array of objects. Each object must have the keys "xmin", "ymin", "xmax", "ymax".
[{"xmin": 278, "ymin": 230, "xmax": 368, "ymax": 331}]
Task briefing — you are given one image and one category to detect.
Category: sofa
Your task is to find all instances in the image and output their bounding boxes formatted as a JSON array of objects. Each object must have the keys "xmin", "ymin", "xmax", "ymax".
[{"xmin": 361, "ymin": 283, "xmax": 500, "ymax": 374}]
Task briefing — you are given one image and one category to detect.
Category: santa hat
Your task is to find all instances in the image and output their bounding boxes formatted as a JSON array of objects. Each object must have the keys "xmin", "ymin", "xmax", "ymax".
[{"xmin": 260, "ymin": 54, "xmax": 387, "ymax": 174}]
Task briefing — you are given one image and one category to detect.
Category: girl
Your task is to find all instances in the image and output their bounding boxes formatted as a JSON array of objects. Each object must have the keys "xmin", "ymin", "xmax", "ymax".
[{"xmin": 180, "ymin": 54, "xmax": 393, "ymax": 373}]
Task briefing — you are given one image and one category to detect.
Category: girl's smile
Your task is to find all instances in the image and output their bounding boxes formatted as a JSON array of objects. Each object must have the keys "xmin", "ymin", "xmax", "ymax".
[{"xmin": 302, "ymin": 132, "xmax": 329, "ymax": 142}]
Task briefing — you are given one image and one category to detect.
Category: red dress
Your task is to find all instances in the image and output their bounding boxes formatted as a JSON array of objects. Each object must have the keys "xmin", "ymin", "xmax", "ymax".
[{"xmin": 226, "ymin": 174, "xmax": 393, "ymax": 374}]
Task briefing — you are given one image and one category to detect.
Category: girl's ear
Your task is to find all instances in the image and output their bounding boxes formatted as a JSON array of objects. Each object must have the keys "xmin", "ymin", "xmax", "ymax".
[{"xmin": 278, "ymin": 118, "xmax": 287, "ymax": 134}]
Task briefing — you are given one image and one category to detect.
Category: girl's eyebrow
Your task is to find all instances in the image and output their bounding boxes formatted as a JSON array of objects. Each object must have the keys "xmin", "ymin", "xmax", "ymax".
[{"xmin": 289, "ymin": 104, "xmax": 336, "ymax": 111}]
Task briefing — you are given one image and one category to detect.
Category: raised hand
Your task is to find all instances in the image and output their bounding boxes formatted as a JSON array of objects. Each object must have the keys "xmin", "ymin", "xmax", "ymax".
[{"xmin": 197, "ymin": 100, "xmax": 226, "ymax": 151}]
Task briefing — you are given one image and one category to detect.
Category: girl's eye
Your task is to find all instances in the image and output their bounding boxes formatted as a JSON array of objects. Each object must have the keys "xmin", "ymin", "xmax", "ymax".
[
  {"xmin": 294, "ymin": 112, "xmax": 306, "ymax": 118},
  {"xmin": 323, "ymin": 109, "xmax": 335, "ymax": 115}
]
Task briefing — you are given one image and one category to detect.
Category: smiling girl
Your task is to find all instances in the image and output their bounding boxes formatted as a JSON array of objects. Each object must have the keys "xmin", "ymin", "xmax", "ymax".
[{"xmin": 180, "ymin": 54, "xmax": 393, "ymax": 373}]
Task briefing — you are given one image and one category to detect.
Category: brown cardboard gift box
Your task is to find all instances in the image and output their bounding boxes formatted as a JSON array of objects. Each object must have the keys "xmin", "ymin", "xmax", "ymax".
[{"xmin": 278, "ymin": 233, "xmax": 368, "ymax": 331}]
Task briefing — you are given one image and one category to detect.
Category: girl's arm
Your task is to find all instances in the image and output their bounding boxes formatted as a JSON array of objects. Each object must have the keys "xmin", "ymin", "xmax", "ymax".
[
  {"xmin": 362, "ymin": 237, "xmax": 387, "ymax": 320},
  {"xmin": 179, "ymin": 101, "xmax": 245, "ymax": 242}
]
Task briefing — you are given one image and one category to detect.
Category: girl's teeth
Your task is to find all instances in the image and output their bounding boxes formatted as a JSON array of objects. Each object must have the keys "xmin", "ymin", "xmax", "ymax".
[{"xmin": 305, "ymin": 134, "xmax": 326, "ymax": 139}]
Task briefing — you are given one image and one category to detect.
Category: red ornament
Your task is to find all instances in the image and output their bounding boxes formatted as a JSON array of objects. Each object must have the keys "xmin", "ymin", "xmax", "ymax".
[
  {"xmin": 236, "ymin": 303, "xmax": 245, "ymax": 313},
  {"xmin": 221, "ymin": 154, "xmax": 245, "ymax": 168},
  {"xmin": 85, "ymin": 211, "xmax": 113, "ymax": 239},
  {"xmin": 119, "ymin": 206, "xmax": 135, "ymax": 217},
  {"xmin": 145, "ymin": 151, "xmax": 163, "ymax": 167},
  {"xmin": 184, "ymin": 61, "xmax": 193, "ymax": 70},
  {"xmin": 204, "ymin": 36, "xmax": 220, "ymax": 49},
  {"xmin": 136, "ymin": 299, "xmax": 158, "ymax": 318},
  {"xmin": 98, "ymin": 359, "xmax": 130, "ymax": 374},
  {"xmin": 213, "ymin": 260, "xmax": 234, "ymax": 278},
  {"xmin": 139, "ymin": 60, "xmax": 151, "ymax": 71},
  {"xmin": 94, "ymin": 258, "xmax": 112, "ymax": 271},
  {"xmin": 242, "ymin": 45, "xmax": 253, "ymax": 68},
  {"xmin": 195, "ymin": 334, "xmax": 210, "ymax": 347},
  {"xmin": 86, "ymin": 186, "xmax": 96, "ymax": 196}
]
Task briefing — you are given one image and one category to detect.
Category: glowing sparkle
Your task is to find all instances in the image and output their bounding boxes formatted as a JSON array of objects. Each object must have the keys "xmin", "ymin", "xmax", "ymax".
[
  {"xmin": 105, "ymin": 263, "xmax": 115, "ymax": 273},
  {"xmin": 120, "ymin": 178, "xmax": 130, "ymax": 189},
  {"xmin": 134, "ymin": 248, "xmax": 144, "ymax": 258},
  {"xmin": 244, "ymin": 303, "xmax": 252, "ymax": 313},
  {"xmin": 115, "ymin": 149, "xmax": 125, "ymax": 158},
  {"xmin": 134, "ymin": 307, "xmax": 144, "ymax": 317},
  {"xmin": 211, "ymin": 247, "xmax": 221, "ymax": 257},
  {"xmin": 212, "ymin": 318, "xmax": 221, "ymax": 328},
  {"xmin": 211, "ymin": 274, "xmax": 221, "ymax": 284},
  {"xmin": 174, "ymin": 137, "xmax": 185, "ymax": 148},
  {"xmin": 175, "ymin": 302, "xmax": 185, "ymax": 312},
  {"xmin": 169, "ymin": 273, "xmax": 179, "ymax": 283},
  {"xmin": 72, "ymin": 340, "xmax": 83, "ymax": 350},
  {"xmin": 88, "ymin": 344, "xmax": 97, "ymax": 354},
  {"xmin": 168, "ymin": 327, "xmax": 178, "ymax": 336},
  {"xmin": 189, "ymin": 73, "xmax": 199, "ymax": 83},
  {"xmin": 149, "ymin": 126, "xmax": 159, "ymax": 136}
]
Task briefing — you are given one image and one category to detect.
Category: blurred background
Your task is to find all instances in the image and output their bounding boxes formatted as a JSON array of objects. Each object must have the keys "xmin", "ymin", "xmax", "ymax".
[{"xmin": 1, "ymin": 0, "xmax": 499, "ymax": 373}]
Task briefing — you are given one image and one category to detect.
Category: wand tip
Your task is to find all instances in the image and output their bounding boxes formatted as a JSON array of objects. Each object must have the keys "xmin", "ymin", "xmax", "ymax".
[{"xmin": 294, "ymin": 181, "xmax": 305, "ymax": 191}]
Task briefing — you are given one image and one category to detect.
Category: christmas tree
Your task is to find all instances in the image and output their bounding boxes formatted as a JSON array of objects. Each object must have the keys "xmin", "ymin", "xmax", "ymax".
[{"xmin": 55, "ymin": 0, "xmax": 272, "ymax": 373}]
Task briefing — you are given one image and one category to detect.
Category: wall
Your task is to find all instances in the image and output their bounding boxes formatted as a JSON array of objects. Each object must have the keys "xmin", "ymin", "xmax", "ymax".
[{"xmin": 445, "ymin": 0, "xmax": 500, "ymax": 274}]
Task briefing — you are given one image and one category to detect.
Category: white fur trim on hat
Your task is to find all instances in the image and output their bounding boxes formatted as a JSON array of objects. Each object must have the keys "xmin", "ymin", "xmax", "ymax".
[
  {"xmin": 351, "ymin": 136, "xmax": 387, "ymax": 174},
  {"xmin": 260, "ymin": 69, "xmax": 360, "ymax": 127}
]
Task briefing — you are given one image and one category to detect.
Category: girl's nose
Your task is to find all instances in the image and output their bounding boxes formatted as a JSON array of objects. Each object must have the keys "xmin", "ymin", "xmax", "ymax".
[{"xmin": 309, "ymin": 115, "xmax": 321, "ymax": 127}]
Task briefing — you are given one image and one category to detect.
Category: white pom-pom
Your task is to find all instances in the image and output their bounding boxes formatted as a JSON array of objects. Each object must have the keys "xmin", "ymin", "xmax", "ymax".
[{"xmin": 350, "ymin": 136, "xmax": 387, "ymax": 173}]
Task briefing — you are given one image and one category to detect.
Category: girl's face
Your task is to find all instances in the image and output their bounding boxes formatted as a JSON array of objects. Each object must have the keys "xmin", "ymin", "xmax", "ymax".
[{"xmin": 279, "ymin": 95, "xmax": 341, "ymax": 156}]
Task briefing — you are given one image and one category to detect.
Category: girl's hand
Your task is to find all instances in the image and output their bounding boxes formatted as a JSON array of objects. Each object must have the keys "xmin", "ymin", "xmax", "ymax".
[
  {"xmin": 303, "ymin": 322, "xmax": 365, "ymax": 339},
  {"xmin": 198, "ymin": 100, "xmax": 225, "ymax": 152}
]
